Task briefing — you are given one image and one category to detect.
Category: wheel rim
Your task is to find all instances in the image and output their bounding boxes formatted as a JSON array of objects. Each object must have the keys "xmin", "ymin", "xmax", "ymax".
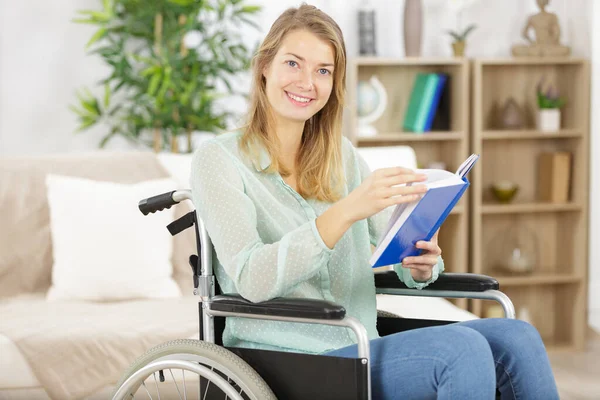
[{"xmin": 113, "ymin": 358, "xmax": 251, "ymax": 400}]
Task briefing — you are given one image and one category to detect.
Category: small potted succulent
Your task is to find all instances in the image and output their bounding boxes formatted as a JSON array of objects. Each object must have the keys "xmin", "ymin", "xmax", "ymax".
[
  {"xmin": 536, "ymin": 78, "xmax": 566, "ymax": 132},
  {"xmin": 447, "ymin": 24, "xmax": 476, "ymax": 57}
]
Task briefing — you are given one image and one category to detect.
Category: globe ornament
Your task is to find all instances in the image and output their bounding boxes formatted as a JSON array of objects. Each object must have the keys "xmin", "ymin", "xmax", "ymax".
[{"xmin": 357, "ymin": 75, "xmax": 388, "ymax": 137}]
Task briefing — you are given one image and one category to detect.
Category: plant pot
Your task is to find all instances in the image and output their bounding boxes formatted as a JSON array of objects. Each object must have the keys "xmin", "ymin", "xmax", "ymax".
[
  {"xmin": 536, "ymin": 108, "xmax": 561, "ymax": 132},
  {"xmin": 452, "ymin": 40, "xmax": 465, "ymax": 57}
]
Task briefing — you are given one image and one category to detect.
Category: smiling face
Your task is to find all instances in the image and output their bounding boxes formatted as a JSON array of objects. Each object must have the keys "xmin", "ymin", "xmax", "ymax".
[{"xmin": 263, "ymin": 29, "xmax": 335, "ymax": 125}]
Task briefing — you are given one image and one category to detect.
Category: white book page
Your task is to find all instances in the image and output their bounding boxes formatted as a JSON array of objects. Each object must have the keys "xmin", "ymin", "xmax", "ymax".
[
  {"xmin": 378, "ymin": 202, "xmax": 410, "ymax": 247},
  {"xmin": 416, "ymin": 168, "xmax": 463, "ymax": 189}
]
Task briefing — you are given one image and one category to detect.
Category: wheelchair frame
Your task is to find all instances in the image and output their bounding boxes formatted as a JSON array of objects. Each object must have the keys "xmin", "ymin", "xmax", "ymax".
[{"xmin": 114, "ymin": 189, "xmax": 515, "ymax": 400}]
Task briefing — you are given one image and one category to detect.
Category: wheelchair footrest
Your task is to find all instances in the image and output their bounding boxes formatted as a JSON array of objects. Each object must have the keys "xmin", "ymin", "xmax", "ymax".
[
  {"xmin": 375, "ymin": 271, "xmax": 499, "ymax": 292},
  {"xmin": 209, "ymin": 294, "xmax": 346, "ymax": 320}
]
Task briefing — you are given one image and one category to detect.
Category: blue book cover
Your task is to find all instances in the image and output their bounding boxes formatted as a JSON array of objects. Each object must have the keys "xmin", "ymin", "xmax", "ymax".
[
  {"xmin": 422, "ymin": 73, "xmax": 448, "ymax": 132},
  {"xmin": 413, "ymin": 74, "xmax": 440, "ymax": 132},
  {"xmin": 369, "ymin": 154, "xmax": 479, "ymax": 268},
  {"xmin": 403, "ymin": 73, "xmax": 439, "ymax": 133}
]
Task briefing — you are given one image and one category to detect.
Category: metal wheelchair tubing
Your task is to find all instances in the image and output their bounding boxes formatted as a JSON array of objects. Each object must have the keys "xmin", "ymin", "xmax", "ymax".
[
  {"xmin": 205, "ymin": 307, "xmax": 373, "ymax": 400},
  {"xmin": 174, "ymin": 188, "xmax": 515, "ymax": 399},
  {"xmin": 112, "ymin": 359, "xmax": 244, "ymax": 400},
  {"xmin": 375, "ymin": 288, "xmax": 516, "ymax": 319}
]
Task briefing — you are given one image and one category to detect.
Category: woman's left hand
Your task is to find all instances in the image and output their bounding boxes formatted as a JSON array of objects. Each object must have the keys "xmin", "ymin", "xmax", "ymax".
[{"xmin": 401, "ymin": 229, "xmax": 442, "ymax": 282}]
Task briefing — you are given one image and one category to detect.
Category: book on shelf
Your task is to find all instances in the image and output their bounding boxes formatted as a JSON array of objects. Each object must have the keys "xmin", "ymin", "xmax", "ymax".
[
  {"xmin": 403, "ymin": 72, "xmax": 449, "ymax": 133},
  {"xmin": 369, "ymin": 153, "xmax": 479, "ymax": 268}
]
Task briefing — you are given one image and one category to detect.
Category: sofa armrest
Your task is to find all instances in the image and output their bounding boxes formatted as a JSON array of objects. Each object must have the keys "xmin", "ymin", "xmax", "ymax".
[
  {"xmin": 208, "ymin": 294, "xmax": 346, "ymax": 320},
  {"xmin": 375, "ymin": 271, "xmax": 499, "ymax": 292}
]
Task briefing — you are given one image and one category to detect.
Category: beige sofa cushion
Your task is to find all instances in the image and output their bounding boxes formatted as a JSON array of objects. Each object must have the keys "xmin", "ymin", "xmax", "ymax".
[{"xmin": 0, "ymin": 151, "xmax": 195, "ymax": 298}]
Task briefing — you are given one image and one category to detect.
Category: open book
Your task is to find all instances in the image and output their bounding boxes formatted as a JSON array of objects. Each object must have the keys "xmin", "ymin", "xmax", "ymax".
[{"xmin": 369, "ymin": 154, "xmax": 480, "ymax": 268}]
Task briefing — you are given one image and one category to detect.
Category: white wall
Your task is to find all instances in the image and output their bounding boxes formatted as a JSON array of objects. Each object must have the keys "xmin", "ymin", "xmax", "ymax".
[
  {"xmin": 1, "ymin": 0, "xmax": 598, "ymax": 329},
  {"xmin": 1, "ymin": 0, "xmax": 589, "ymax": 155}
]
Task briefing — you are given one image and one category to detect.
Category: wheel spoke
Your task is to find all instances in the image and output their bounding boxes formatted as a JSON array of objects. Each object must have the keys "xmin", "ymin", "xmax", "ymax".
[
  {"xmin": 182, "ymin": 370, "xmax": 187, "ymax": 400},
  {"xmin": 141, "ymin": 382, "xmax": 153, "ymax": 400},
  {"xmin": 153, "ymin": 372, "xmax": 161, "ymax": 400},
  {"xmin": 202, "ymin": 367, "xmax": 214, "ymax": 400},
  {"xmin": 169, "ymin": 368, "xmax": 184, "ymax": 400}
]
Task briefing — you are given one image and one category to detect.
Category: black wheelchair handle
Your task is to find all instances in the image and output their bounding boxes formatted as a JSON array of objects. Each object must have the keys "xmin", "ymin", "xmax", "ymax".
[{"xmin": 138, "ymin": 191, "xmax": 178, "ymax": 215}]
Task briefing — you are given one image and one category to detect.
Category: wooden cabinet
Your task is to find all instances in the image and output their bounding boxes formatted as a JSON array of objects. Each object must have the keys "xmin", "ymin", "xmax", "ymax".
[
  {"xmin": 470, "ymin": 58, "xmax": 590, "ymax": 351},
  {"xmin": 344, "ymin": 57, "xmax": 471, "ymax": 311},
  {"xmin": 344, "ymin": 56, "xmax": 590, "ymax": 351}
]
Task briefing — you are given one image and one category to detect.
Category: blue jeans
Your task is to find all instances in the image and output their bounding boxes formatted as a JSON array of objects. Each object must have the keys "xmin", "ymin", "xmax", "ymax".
[{"xmin": 323, "ymin": 318, "xmax": 559, "ymax": 399}]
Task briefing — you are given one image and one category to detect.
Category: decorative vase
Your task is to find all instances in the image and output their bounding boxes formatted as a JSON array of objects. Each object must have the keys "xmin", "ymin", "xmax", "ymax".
[
  {"xmin": 403, "ymin": 0, "xmax": 423, "ymax": 57},
  {"xmin": 536, "ymin": 108, "xmax": 561, "ymax": 132},
  {"xmin": 358, "ymin": 1, "xmax": 377, "ymax": 55},
  {"xmin": 452, "ymin": 40, "xmax": 465, "ymax": 57},
  {"xmin": 495, "ymin": 222, "xmax": 539, "ymax": 274},
  {"xmin": 500, "ymin": 97, "xmax": 525, "ymax": 129}
]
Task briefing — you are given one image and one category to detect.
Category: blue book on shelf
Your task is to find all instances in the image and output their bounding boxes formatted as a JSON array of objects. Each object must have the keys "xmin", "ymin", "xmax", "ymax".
[
  {"xmin": 403, "ymin": 73, "xmax": 440, "ymax": 133},
  {"xmin": 369, "ymin": 154, "xmax": 480, "ymax": 268},
  {"xmin": 422, "ymin": 73, "xmax": 448, "ymax": 132}
]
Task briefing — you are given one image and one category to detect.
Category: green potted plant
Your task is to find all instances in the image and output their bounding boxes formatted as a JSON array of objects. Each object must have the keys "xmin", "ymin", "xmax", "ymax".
[
  {"xmin": 70, "ymin": 0, "xmax": 261, "ymax": 152},
  {"xmin": 536, "ymin": 78, "xmax": 566, "ymax": 133},
  {"xmin": 447, "ymin": 24, "xmax": 476, "ymax": 57}
]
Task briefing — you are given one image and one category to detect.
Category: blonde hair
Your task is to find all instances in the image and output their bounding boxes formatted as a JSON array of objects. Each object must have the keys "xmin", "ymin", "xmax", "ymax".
[{"xmin": 239, "ymin": 3, "xmax": 347, "ymax": 203}]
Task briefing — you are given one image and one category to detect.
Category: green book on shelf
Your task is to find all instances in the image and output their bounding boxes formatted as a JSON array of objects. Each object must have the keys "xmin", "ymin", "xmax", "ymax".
[{"xmin": 403, "ymin": 73, "xmax": 441, "ymax": 133}]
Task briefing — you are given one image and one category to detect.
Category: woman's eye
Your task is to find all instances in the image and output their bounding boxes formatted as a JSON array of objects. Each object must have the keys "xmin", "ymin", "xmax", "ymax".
[
  {"xmin": 318, "ymin": 68, "xmax": 331, "ymax": 75},
  {"xmin": 287, "ymin": 60, "xmax": 298, "ymax": 68}
]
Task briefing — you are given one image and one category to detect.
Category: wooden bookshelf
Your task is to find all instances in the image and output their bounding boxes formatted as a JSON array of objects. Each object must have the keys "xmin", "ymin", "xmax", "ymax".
[
  {"xmin": 470, "ymin": 58, "xmax": 590, "ymax": 352},
  {"xmin": 344, "ymin": 57, "xmax": 471, "ymax": 311}
]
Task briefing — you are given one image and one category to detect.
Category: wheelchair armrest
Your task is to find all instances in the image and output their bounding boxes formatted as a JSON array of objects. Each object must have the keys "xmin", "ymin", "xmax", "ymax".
[
  {"xmin": 375, "ymin": 271, "xmax": 499, "ymax": 292},
  {"xmin": 208, "ymin": 294, "xmax": 346, "ymax": 320}
]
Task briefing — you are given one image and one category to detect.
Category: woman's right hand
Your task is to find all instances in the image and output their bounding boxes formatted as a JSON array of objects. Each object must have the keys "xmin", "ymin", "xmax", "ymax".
[{"xmin": 341, "ymin": 167, "xmax": 429, "ymax": 223}]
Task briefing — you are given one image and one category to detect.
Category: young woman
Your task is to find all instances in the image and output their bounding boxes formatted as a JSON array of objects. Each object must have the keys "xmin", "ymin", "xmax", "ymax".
[{"xmin": 190, "ymin": 4, "xmax": 559, "ymax": 399}]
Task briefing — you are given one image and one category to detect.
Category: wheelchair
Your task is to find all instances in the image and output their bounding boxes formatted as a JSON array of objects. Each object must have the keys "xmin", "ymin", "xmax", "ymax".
[{"xmin": 111, "ymin": 189, "xmax": 516, "ymax": 400}]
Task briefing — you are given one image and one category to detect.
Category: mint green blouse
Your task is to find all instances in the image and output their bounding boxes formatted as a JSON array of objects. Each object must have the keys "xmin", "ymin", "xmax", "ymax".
[{"xmin": 190, "ymin": 131, "xmax": 444, "ymax": 354}]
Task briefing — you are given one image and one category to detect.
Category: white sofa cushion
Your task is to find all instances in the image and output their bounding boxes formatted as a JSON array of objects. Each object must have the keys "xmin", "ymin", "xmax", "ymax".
[{"xmin": 45, "ymin": 174, "xmax": 181, "ymax": 301}]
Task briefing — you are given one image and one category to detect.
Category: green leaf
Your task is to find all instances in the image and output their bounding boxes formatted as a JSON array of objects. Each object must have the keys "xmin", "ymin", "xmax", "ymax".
[
  {"xmin": 147, "ymin": 73, "xmax": 162, "ymax": 96},
  {"xmin": 239, "ymin": 5, "xmax": 261, "ymax": 14},
  {"xmin": 86, "ymin": 28, "xmax": 107, "ymax": 49},
  {"xmin": 76, "ymin": 10, "xmax": 111, "ymax": 22},
  {"xmin": 103, "ymin": 83, "xmax": 111, "ymax": 108},
  {"xmin": 99, "ymin": 127, "xmax": 118, "ymax": 148},
  {"xmin": 460, "ymin": 24, "xmax": 477, "ymax": 40},
  {"xmin": 140, "ymin": 65, "xmax": 160, "ymax": 77},
  {"xmin": 167, "ymin": 0, "xmax": 195, "ymax": 5},
  {"xmin": 76, "ymin": 117, "xmax": 98, "ymax": 132},
  {"xmin": 102, "ymin": 0, "xmax": 112, "ymax": 12},
  {"xmin": 72, "ymin": 18, "xmax": 98, "ymax": 25},
  {"xmin": 69, "ymin": 104, "xmax": 90, "ymax": 118}
]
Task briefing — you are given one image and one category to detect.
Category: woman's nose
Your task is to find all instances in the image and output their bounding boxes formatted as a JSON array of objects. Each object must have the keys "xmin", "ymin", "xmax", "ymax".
[{"xmin": 297, "ymin": 70, "xmax": 314, "ymax": 91}]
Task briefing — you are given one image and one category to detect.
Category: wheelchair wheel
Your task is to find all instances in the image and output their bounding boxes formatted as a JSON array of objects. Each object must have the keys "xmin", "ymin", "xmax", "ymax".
[{"xmin": 112, "ymin": 339, "xmax": 277, "ymax": 400}]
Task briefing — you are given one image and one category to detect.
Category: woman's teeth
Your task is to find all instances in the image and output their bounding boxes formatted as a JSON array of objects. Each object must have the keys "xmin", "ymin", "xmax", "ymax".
[{"xmin": 287, "ymin": 92, "xmax": 312, "ymax": 103}]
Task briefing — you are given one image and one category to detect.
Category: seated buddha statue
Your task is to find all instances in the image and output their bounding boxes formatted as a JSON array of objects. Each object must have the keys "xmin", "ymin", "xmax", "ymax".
[{"xmin": 512, "ymin": 0, "xmax": 571, "ymax": 57}]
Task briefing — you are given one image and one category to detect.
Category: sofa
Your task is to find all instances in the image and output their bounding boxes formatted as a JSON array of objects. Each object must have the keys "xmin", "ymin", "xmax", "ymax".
[{"xmin": 0, "ymin": 148, "xmax": 477, "ymax": 400}]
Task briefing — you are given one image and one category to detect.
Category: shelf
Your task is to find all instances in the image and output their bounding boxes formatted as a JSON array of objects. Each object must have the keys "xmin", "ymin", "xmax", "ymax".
[
  {"xmin": 481, "ymin": 202, "xmax": 582, "ymax": 214},
  {"xmin": 493, "ymin": 272, "xmax": 582, "ymax": 286},
  {"xmin": 357, "ymin": 132, "xmax": 463, "ymax": 144},
  {"xmin": 353, "ymin": 57, "xmax": 464, "ymax": 66},
  {"xmin": 482, "ymin": 129, "xmax": 582, "ymax": 140},
  {"xmin": 450, "ymin": 205, "xmax": 464, "ymax": 215},
  {"xmin": 477, "ymin": 57, "xmax": 588, "ymax": 66}
]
